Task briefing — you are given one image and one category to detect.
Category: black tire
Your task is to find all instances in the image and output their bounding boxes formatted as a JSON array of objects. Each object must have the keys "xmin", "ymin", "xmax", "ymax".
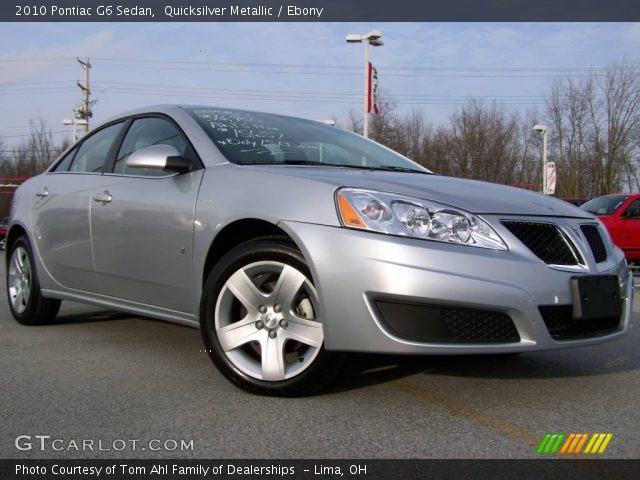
[
  {"xmin": 6, "ymin": 235, "xmax": 61, "ymax": 325},
  {"xmin": 200, "ymin": 236, "xmax": 344, "ymax": 396}
]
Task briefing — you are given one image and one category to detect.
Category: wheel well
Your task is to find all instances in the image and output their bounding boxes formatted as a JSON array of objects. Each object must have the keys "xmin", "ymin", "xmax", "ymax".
[
  {"xmin": 5, "ymin": 225, "xmax": 26, "ymax": 264},
  {"xmin": 202, "ymin": 219, "xmax": 292, "ymax": 286}
]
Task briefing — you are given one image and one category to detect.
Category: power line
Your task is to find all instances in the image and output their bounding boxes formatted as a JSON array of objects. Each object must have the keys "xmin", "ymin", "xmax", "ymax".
[
  {"xmin": 92, "ymin": 56, "xmax": 640, "ymax": 72},
  {"xmin": 5, "ymin": 56, "xmax": 639, "ymax": 72},
  {"xmin": 83, "ymin": 63, "xmax": 624, "ymax": 78},
  {"xmin": 0, "ymin": 57, "xmax": 72, "ymax": 62},
  {"xmin": 0, "ymin": 130, "xmax": 69, "ymax": 138},
  {"xmin": 93, "ymin": 80, "xmax": 553, "ymax": 99},
  {"xmin": 0, "ymin": 80, "xmax": 77, "ymax": 87},
  {"xmin": 89, "ymin": 87, "xmax": 546, "ymax": 106}
]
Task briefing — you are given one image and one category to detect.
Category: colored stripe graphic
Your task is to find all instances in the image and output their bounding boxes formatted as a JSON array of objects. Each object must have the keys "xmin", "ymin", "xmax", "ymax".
[
  {"xmin": 545, "ymin": 434, "xmax": 559, "ymax": 453},
  {"xmin": 574, "ymin": 434, "xmax": 588, "ymax": 453},
  {"xmin": 560, "ymin": 434, "xmax": 575, "ymax": 453},
  {"xmin": 598, "ymin": 434, "xmax": 613, "ymax": 453},
  {"xmin": 551, "ymin": 434, "xmax": 565, "ymax": 453},
  {"xmin": 538, "ymin": 433, "xmax": 613, "ymax": 454},
  {"xmin": 537, "ymin": 433, "xmax": 551, "ymax": 454},
  {"xmin": 584, "ymin": 434, "xmax": 598, "ymax": 453},
  {"xmin": 569, "ymin": 434, "xmax": 582, "ymax": 453}
]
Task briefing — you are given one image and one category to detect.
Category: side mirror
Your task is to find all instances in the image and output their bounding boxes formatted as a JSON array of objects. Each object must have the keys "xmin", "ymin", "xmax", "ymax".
[{"xmin": 126, "ymin": 145, "xmax": 192, "ymax": 173}]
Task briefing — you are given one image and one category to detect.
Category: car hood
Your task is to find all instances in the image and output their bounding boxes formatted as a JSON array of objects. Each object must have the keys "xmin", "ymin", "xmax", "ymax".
[{"xmin": 244, "ymin": 165, "xmax": 593, "ymax": 218}]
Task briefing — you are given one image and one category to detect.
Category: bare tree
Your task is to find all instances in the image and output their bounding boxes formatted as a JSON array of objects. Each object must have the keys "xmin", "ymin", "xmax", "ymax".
[
  {"xmin": 345, "ymin": 108, "xmax": 363, "ymax": 136},
  {"xmin": 438, "ymin": 100, "xmax": 521, "ymax": 184},
  {"xmin": 338, "ymin": 58, "xmax": 640, "ymax": 197},
  {"xmin": 545, "ymin": 60, "xmax": 640, "ymax": 197},
  {"xmin": 11, "ymin": 117, "xmax": 67, "ymax": 177}
]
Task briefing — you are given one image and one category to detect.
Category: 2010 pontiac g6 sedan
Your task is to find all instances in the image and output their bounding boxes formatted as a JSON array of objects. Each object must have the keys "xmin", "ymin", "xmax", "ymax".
[{"xmin": 6, "ymin": 105, "xmax": 633, "ymax": 395}]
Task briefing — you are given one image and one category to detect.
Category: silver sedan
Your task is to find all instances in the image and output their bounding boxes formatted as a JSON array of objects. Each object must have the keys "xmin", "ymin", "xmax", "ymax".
[{"xmin": 5, "ymin": 105, "xmax": 633, "ymax": 395}]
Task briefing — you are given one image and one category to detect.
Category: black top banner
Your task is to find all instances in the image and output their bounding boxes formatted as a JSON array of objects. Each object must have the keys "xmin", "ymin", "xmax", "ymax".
[{"xmin": 3, "ymin": 0, "xmax": 640, "ymax": 22}]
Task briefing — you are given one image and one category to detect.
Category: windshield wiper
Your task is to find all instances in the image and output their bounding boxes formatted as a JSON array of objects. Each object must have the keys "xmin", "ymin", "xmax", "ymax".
[
  {"xmin": 238, "ymin": 160, "xmax": 431, "ymax": 174},
  {"xmin": 367, "ymin": 165, "xmax": 431, "ymax": 174},
  {"xmin": 239, "ymin": 160, "xmax": 327, "ymax": 166}
]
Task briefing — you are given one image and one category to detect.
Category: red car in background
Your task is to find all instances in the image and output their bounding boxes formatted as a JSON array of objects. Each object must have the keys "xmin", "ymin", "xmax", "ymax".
[{"xmin": 580, "ymin": 194, "xmax": 640, "ymax": 263}]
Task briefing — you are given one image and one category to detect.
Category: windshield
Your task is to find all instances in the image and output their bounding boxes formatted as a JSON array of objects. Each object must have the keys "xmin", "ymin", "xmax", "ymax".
[
  {"xmin": 187, "ymin": 107, "xmax": 430, "ymax": 173},
  {"xmin": 580, "ymin": 195, "xmax": 629, "ymax": 215}
]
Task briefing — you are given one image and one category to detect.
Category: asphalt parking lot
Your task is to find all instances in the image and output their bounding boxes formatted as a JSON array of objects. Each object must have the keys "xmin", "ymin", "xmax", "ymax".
[{"xmin": 1, "ymin": 262, "xmax": 639, "ymax": 459}]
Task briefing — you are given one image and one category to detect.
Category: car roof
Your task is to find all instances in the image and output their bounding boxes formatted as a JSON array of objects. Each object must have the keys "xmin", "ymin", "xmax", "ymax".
[
  {"xmin": 102, "ymin": 104, "xmax": 185, "ymax": 123},
  {"xmin": 104, "ymin": 104, "xmax": 311, "ymax": 123}
]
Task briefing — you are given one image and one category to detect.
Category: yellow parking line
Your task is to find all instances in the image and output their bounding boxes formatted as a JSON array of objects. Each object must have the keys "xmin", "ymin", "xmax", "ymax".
[{"xmin": 394, "ymin": 379, "xmax": 539, "ymax": 446}]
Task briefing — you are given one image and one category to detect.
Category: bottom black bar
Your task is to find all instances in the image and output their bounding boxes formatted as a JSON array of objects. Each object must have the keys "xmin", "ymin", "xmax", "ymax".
[{"xmin": 2, "ymin": 459, "xmax": 639, "ymax": 480}]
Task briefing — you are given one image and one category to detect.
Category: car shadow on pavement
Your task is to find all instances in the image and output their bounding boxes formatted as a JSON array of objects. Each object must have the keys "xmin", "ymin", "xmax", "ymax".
[
  {"xmin": 327, "ymin": 353, "xmax": 437, "ymax": 393},
  {"xmin": 47, "ymin": 310, "xmax": 134, "ymax": 325},
  {"xmin": 420, "ymin": 348, "xmax": 640, "ymax": 380},
  {"xmin": 327, "ymin": 345, "xmax": 640, "ymax": 393}
]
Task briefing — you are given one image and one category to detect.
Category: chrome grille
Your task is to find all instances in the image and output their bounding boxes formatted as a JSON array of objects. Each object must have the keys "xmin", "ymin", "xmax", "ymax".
[
  {"xmin": 502, "ymin": 221, "xmax": 582, "ymax": 266},
  {"xmin": 580, "ymin": 224, "xmax": 607, "ymax": 263}
]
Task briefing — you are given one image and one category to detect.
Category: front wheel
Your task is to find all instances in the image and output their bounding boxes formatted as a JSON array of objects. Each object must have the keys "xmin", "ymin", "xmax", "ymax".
[
  {"xmin": 7, "ymin": 235, "xmax": 60, "ymax": 325},
  {"xmin": 200, "ymin": 237, "xmax": 343, "ymax": 396}
]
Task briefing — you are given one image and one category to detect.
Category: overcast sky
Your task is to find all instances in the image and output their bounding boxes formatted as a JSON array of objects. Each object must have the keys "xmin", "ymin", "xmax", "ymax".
[{"xmin": 1, "ymin": 22, "xmax": 639, "ymax": 146}]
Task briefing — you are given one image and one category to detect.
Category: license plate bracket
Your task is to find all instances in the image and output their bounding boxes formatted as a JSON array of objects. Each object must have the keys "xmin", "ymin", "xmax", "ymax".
[{"xmin": 570, "ymin": 275, "xmax": 621, "ymax": 320}]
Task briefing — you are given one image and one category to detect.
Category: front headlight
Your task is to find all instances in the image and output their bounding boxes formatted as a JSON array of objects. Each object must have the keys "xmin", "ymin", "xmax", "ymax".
[{"xmin": 336, "ymin": 187, "xmax": 507, "ymax": 250}]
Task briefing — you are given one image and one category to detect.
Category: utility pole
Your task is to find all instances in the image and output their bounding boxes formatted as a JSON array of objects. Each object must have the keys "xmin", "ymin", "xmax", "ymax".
[{"xmin": 75, "ymin": 58, "xmax": 92, "ymax": 134}]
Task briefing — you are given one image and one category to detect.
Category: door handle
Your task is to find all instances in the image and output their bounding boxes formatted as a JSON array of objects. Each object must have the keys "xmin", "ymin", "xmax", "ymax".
[
  {"xmin": 36, "ymin": 188, "xmax": 48, "ymax": 198},
  {"xmin": 93, "ymin": 192, "xmax": 113, "ymax": 204}
]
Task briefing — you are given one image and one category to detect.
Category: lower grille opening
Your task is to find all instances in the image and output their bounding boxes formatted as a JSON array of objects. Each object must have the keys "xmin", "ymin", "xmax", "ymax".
[
  {"xmin": 374, "ymin": 300, "xmax": 520, "ymax": 343},
  {"xmin": 539, "ymin": 305, "xmax": 622, "ymax": 340}
]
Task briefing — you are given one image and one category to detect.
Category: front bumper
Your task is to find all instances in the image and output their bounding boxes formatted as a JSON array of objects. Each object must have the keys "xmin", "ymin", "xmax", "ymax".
[{"xmin": 280, "ymin": 218, "xmax": 633, "ymax": 354}]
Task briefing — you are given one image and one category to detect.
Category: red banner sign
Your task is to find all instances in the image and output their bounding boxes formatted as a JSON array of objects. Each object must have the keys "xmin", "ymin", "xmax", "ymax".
[{"xmin": 367, "ymin": 62, "xmax": 380, "ymax": 115}]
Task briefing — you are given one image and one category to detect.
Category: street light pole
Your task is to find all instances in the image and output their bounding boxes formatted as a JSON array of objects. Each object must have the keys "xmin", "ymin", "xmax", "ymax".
[
  {"xmin": 346, "ymin": 30, "xmax": 383, "ymax": 138},
  {"xmin": 363, "ymin": 39, "xmax": 370, "ymax": 138},
  {"xmin": 533, "ymin": 124, "xmax": 548, "ymax": 194},
  {"xmin": 62, "ymin": 118, "xmax": 88, "ymax": 143},
  {"xmin": 542, "ymin": 128, "xmax": 548, "ymax": 195}
]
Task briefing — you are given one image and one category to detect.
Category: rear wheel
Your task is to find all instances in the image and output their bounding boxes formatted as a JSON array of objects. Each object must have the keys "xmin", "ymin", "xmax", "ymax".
[
  {"xmin": 7, "ymin": 235, "xmax": 60, "ymax": 325},
  {"xmin": 200, "ymin": 237, "xmax": 343, "ymax": 396}
]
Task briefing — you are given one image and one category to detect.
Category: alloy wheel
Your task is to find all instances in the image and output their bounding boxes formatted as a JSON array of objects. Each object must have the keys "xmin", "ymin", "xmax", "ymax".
[
  {"xmin": 8, "ymin": 246, "xmax": 32, "ymax": 314},
  {"xmin": 214, "ymin": 261, "xmax": 323, "ymax": 381}
]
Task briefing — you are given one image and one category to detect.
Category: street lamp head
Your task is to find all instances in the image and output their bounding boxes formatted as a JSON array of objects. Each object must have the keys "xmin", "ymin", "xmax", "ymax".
[
  {"xmin": 346, "ymin": 31, "xmax": 383, "ymax": 45},
  {"xmin": 62, "ymin": 119, "xmax": 73, "ymax": 126},
  {"xmin": 364, "ymin": 30, "xmax": 382, "ymax": 41},
  {"xmin": 533, "ymin": 124, "xmax": 547, "ymax": 134},
  {"xmin": 364, "ymin": 30, "xmax": 383, "ymax": 46}
]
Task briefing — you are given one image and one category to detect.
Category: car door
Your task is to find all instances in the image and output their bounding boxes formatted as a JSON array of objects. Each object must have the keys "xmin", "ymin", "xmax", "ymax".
[
  {"xmin": 616, "ymin": 198, "xmax": 640, "ymax": 255},
  {"xmin": 31, "ymin": 121, "xmax": 126, "ymax": 292},
  {"xmin": 90, "ymin": 116, "xmax": 204, "ymax": 313}
]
